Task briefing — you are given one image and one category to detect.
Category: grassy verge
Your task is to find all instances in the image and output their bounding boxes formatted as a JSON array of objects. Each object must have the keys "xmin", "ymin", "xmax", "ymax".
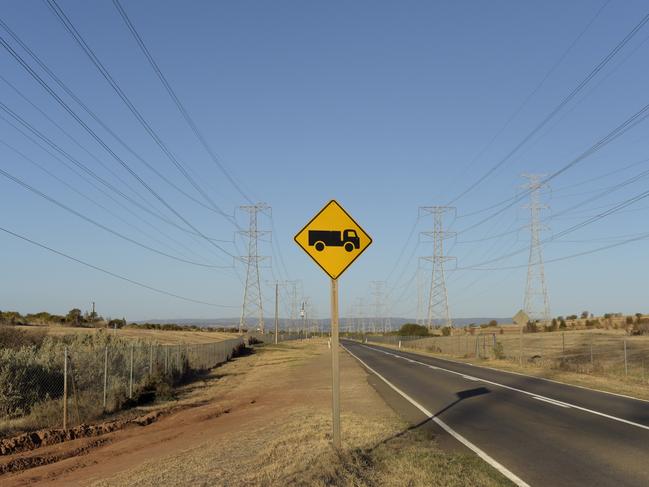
[
  {"xmin": 375, "ymin": 341, "xmax": 649, "ymax": 401},
  {"xmin": 91, "ymin": 340, "xmax": 513, "ymax": 487}
]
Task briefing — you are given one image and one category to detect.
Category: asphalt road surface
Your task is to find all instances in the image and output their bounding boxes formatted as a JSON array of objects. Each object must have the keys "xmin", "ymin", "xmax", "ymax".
[{"xmin": 342, "ymin": 340, "xmax": 649, "ymax": 487}]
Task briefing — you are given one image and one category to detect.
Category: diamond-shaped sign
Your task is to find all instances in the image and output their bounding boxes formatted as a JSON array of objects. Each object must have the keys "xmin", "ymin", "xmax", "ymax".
[{"xmin": 294, "ymin": 200, "xmax": 372, "ymax": 280}]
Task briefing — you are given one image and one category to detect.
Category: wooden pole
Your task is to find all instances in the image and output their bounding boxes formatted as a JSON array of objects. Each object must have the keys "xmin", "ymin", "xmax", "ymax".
[{"xmin": 331, "ymin": 278, "xmax": 341, "ymax": 448}]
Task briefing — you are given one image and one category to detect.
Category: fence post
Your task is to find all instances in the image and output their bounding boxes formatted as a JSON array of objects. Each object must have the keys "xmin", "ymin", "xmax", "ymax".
[
  {"xmin": 103, "ymin": 346, "xmax": 108, "ymax": 410},
  {"xmin": 398, "ymin": 340, "xmax": 401, "ymax": 349},
  {"xmin": 63, "ymin": 346, "xmax": 68, "ymax": 430},
  {"xmin": 624, "ymin": 339, "xmax": 628, "ymax": 377},
  {"xmin": 149, "ymin": 343, "xmax": 154, "ymax": 376},
  {"xmin": 562, "ymin": 332, "xmax": 565, "ymax": 357},
  {"xmin": 165, "ymin": 346, "xmax": 169, "ymax": 376},
  {"xmin": 475, "ymin": 335, "xmax": 479, "ymax": 358},
  {"xmin": 590, "ymin": 334, "xmax": 594, "ymax": 367},
  {"xmin": 519, "ymin": 330, "xmax": 523, "ymax": 366},
  {"xmin": 129, "ymin": 344, "xmax": 134, "ymax": 399}
]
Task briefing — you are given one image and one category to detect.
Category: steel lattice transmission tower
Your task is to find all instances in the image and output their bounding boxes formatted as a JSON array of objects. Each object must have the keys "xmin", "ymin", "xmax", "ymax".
[
  {"xmin": 420, "ymin": 206, "xmax": 456, "ymax": 330},
  {"xmin": 238, "ymin": 204, "xmax": 271, "ymax": 333},
  {"xmin": 370, "ymin": 281, "xmax": 389, "ymax": 333},
  {"xmin": 522, "ymin": 175, "xmax": 551, "ymax": 324}
]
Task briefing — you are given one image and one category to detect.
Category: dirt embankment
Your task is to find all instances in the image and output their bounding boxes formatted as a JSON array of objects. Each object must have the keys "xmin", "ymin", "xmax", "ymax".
[{"xmin": 1, "ymin": 340, "xmax": 510, "ymax": 487}]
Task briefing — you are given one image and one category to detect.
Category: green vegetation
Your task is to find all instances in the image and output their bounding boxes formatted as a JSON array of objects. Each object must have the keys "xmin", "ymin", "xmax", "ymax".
[{"xmin": 397, "ymin": 323, "xmax": 429, "ymax": 336}]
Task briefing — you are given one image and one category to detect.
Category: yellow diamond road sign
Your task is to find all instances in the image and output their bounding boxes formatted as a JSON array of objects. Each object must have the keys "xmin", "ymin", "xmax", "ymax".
[{"xmin": 294, "ymin": 200, "xmax": 372, "ymax": 280}]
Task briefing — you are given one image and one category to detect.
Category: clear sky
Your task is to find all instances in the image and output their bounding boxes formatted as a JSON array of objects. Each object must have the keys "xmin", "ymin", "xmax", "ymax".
[{"xmin": 1, "ymin": 0, "xmax": 648, "ymax": 322}]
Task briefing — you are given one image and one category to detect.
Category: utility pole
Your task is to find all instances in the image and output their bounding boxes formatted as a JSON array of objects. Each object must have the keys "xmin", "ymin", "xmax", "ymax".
[
  {"xmin": 274, "ymin": 282, "xmax": 279, "ymax": 344},
  {"xmin": 420, "ymin": 206, "xmax": 456, "ymax": 330},
  {"xmin": 300, "ymin": 300, "xmax": 307, "ymax": 338},
  {"xmin": 522, "ymin": 175, "xmax": 551, "ymax": 324},
  {"xmin": 238, "ymin": 204, "xmax": 270, "ymax": 333}
]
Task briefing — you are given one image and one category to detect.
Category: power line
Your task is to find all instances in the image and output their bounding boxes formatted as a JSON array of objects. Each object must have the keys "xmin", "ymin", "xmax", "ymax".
[
  {"xmin": 0, "ymin": 136, "xmax": 227, "ymax": 265},
  {"xmin": 0, "ymin": 166, "xmax": 228, "ymax": 269},
  {"xmin": 447, "ymin": 8, "xmax": 649, "ymax": 205},
  {"xmin": 45, "ymin": 0, "xmax": 237, "ymax": 225},
  {"xmin": 111, "ymin": 0, "xmax": 253, "ymax": 205},
  {"xmin": 0, "ymin": 38, "xmax": 236, "ymax": 259},
  {"xmin": 0, "ymin": 101, "xmax": 233, "ymax": 260},
  {"xmin": 446, "ymin": 0, "xmax": 611, "ymax": 200},
  {"xmin": 0, "ymin": 226, "xmax": 237, "ymax": 308},
  {"xmin": 455, "ymin": 98, "xmax": 649, "ymax": 237},
  {"xmin": 0, "ymin": 20, "xmax": 234, "ymax": 219}
]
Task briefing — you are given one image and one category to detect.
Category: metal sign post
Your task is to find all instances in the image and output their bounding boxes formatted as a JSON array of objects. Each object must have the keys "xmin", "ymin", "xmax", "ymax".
[{"xmin": 331, "ymin": 278, "xmax": 340, "ymax": 448}]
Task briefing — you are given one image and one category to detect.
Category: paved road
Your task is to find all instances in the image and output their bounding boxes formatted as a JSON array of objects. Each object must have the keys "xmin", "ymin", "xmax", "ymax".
[{"xmin": 343, "ymin": 340, "xmax": 649, "ymax": 487}]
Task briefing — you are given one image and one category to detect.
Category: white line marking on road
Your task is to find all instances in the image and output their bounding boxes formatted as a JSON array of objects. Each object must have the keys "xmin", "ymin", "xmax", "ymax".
[
  {"xmin": 342, "ymin": 345, "xmax": 530, "ymax": 487},
  {"xmin": 462, "ymin": 375, "xmax": 481, "ymax": 381},
  {"xmin": 359, "ymin": 343, "xmax": 649, "ymax": 432},
  {"xmin": 532, "ymin": 396, "xmax": 571, "ymax": 408},
  {"xmin": 374, "ymin": 342, "xmax": 649, "ymax": 404}
]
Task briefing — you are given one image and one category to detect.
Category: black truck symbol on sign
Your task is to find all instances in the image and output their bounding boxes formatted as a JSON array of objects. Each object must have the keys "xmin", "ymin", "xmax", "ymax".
[{"xmin": 308, "ymin": 229, "xmax": 360, "ymax": 252}]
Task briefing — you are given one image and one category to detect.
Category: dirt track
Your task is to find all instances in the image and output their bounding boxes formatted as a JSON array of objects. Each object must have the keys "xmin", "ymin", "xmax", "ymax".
[{"xmin": 0, "ymin": 340, "xmax": 404, "ymax": 486}]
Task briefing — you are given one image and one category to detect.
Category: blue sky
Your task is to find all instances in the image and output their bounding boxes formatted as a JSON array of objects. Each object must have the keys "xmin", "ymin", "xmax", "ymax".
[{"xmin": 1, "ymin": 0, "xmax": 648, "ymax": 322}]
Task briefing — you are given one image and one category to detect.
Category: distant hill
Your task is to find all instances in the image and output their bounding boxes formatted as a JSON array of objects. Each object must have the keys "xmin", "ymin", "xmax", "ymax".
[{"xmin": 136, "ymin": 317, "xmax": 511, "ymax": 330}]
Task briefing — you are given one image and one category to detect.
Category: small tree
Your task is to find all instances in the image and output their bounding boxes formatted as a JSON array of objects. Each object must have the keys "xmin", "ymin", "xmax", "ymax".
[
  {"xmin": 398, "ymin": 323, "xmax": 429, "ymax": 336},
  {"xmin": 65, "ymin": 308, "xmax": 83, "ymax": 326},
  {"xmin": 559, "ymin": 319, "xmax": 567, "ymax": 329},
  {"xmin": 525, "ymin": 321, "xmax": 538, "ymax": 333},
  {"xmin": 550, "ymin": 318, "xmax": 558, "ymax": 332},
  {"xmin": 488, "ymin": 319, "xmax": 498, "ymax": 327},
  {"xmin": 441, "ymin": 326, "xmax": 451, "ymax": 336},
  {"xmin": 581, "ymin": 311, "xmax": 589, "ymax": 319}
]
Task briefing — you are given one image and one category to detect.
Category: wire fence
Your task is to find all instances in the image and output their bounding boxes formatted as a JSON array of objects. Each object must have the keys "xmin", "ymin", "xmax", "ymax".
[
  {"xmin": 0, "ymin": 337, "xmax": 245, "ymax": 435},
  {"xmin": 365, "ymin": 330, "xmax": 649, "ymax": 384}
]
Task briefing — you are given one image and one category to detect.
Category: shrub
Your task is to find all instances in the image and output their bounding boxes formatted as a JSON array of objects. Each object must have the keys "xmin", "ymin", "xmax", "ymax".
[
  {"xmin": 493, "ymin": 342, "xmax": 505, "ymax": 360},
  {"xmin": 0, "ymin": 327, "xmax": 46, "ymax": 350},
  {"xmin": 398, "ymin": 324, "xmax": 429, "ymax": 336},
  {"xmin": 0, "ymin": 346, "xmax": 63, "ymax": 417},
  {"xmin": 525, "ymin": 321, "xmax": 538, "ymax": 333},
  {"xmin": 441, "ymin": 327, "xmax": 451, "ymax": 336}
]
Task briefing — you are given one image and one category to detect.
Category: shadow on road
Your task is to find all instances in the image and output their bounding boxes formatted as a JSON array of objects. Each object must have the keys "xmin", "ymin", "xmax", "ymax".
[{"xmin": 370, "ymin": 386, "xmax": 491, "ymax": 451}]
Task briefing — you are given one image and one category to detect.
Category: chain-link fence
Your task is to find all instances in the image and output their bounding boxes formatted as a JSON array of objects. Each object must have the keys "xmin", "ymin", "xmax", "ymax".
[
  {"xmin": 365, "ymin": 331, "xmax": 649, "ymax": 384},
  {"xmin": 0, "ymin": 337, "xmax": 244, "ymax": 435}
]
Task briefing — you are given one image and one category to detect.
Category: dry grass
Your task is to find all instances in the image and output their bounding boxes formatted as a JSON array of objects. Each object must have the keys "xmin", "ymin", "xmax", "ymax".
[
  {"xmin": 12, "ymin": 324, "xmax": 236, "ymax": 345},
  {"xmin": 381, "ymin": 329, "xmax": 649, "ymax": 401},
  {"xmin": 89, "ymin": 340, "xmax": 511, "ymax": 487}
]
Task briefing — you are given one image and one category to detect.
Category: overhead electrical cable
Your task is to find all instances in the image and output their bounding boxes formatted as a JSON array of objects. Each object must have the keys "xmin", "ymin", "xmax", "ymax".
[
  {"xmin": 447, "ymin": 0, "xmax": 611, "ymax": 199},
  {"xmin": 448, "ymin": 9, "xmax": 649, "ymax": 206},
  {"xmin": 0, "ymin": 167, "xmax": 229, "ymax": 268},
  {"xmin": 0, "ymin": 39, "xmax": 236, "ymax": 259},
  {"xmin": 456, "ymin": 98, "xmax": 649, "ymax": 236},
  {"xmin": 0, "ymin": 136, "xmax": 223, "ymax": 264},
  {"xmin": 0, "ymin": 226, "xmax": 238, "ymax": 308},
  {"xmin": 112, "ymin": 0, "xmax": 254, "ymax": 205},
  {"xmin": 45, "ymin": 0, "xmax": 238, "ymax": 227},
  {"xmin": 0, "ymin": 101, "xmax": 232, "ymax": 257}
]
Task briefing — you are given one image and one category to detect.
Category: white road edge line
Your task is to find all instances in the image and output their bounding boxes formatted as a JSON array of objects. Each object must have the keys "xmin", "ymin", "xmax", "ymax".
[
  {"xmin": 361, "ymin": 343, "xmax": 649, "ymax": 432},
  {"xmin": 342, "ymin": 344, "xmax": 530, "ymax": 487},
  {"xmin": 371, "ymin": 341, "xmax": 649, "ymax": 404}
]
